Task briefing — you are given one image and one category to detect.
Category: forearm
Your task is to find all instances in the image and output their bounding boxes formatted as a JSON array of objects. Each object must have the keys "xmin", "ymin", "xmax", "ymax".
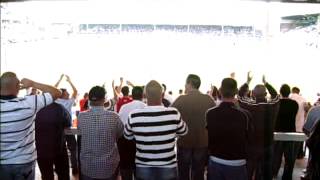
[
  {"xmin": 68, "ymin": 81, "xmax": 78, "ymax": 98},
  {"xmin": 265, "ymin": 82, "xmax": 277, "ymax": 99},
  {"xmin": 54, "ymin": 79, "xmax": 62, "ymax": 88},
  {"xmin": 33, "ymin": 82, "xmax": 61, "ymax": 100}
]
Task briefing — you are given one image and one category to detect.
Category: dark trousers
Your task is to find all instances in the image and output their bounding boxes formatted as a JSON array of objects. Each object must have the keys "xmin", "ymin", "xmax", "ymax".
[
  {"xmin": 207, "ymin": 159, "xmax": 247, "ymax": 180},
  {"xmin": 273, "ymin": 141, "xmax": 299, "ymax": 180},
  {"xmin": 177, "ymin": 147, "xmax": 207, "ymax": 180},
  {"xmin": 0, "ymin": 161, "xmax": 35, "ymax": 180},
  {"xmin": 120, "ymin": 168, "xmax": 134, "ymax": 180},
  {"xmin": 248, "ymin": 146, "xmax": 273, "ymax": 180},
  {"xmin": 65, "ymin": 135, "xmax": 78, "ymax": 169},
  {"xmin": 135, "ymin": 167, "xmax": 177, "ymax": 180},
  {"xmin": 37, "ymin": 152, "xmax": 70, "ymax": 180}
]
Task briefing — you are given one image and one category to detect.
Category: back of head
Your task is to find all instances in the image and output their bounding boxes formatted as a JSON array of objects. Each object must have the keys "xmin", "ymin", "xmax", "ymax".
[
  {"xmin": 186, "ymin": 74, "xmax": 201, "ymax": 89},
  {"xmin": 89, "ymin": 86, "xmax": 106, "ymax": 105},
  {"xmin": 220, "ymin": 78, "xmax": 238, "ymax": 98},
  {"xmin": 253, "ymin": 84, "xmax": 267, "ymax": 99},
  {"xmin": 145, "ymin": 80, "xmax": 162, "ymax": 104},
  {"xmin": 292, "ymin": 87, "xmax": 300, "ymax": 94},
  {"xmin": 0, "ymin": 72, "xmax": 20, "ymax": 96},
  {"xmin": 121, "ymin": 86, "xmax": 130, "ymax": 96},
  {"xmin": 132, "ymin": 86, "xmax": 143, "ymax": 100},
  {"xmin": 280, "ymin": 84, "xmax": 291, "ymax": 98},
  {"xmin": 84, "ymin": 92, "xmax": 89, "ymax": 99}
]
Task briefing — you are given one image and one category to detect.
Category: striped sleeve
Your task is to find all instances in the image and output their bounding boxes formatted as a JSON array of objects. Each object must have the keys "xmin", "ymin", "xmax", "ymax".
[
  {"xmin": 176, "ymin": 112, "xmax": 188, "ymax": 136},
  {"xmin": 124, "ymin": 115, "xmax": 134, "ymax": 140}
]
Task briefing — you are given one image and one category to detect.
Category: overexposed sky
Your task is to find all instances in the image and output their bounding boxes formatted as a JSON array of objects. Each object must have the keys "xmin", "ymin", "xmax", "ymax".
[{"xmin": 1, "ymin": 0, "xmax": 320, "ymax": 102}]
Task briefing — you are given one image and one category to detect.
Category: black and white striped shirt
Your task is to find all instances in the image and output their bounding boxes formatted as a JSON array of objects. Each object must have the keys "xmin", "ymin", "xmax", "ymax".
[
  {"xmin": 124, "ymin": 106, "xmax": 187, "ymax": 168},
  {"xmin": 0, "ymin": 93, "xmax": 53, "ymax": 164}
]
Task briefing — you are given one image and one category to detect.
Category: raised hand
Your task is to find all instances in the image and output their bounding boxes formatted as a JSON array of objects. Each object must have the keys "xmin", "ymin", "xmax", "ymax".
[
  {"xmin": 262, "ymin": 75, "xmax": 266, "ymax": 84},
  {"xmin": 230, "ymin": 72, "xmax": 235, "ymax": 79},
  {"xmin": 247, "ymin": 71, "xmax": 253, "ymax": 84},
  {"xmin": 65, "ymin": 75, "xmax": 71, "ymax": 83}
]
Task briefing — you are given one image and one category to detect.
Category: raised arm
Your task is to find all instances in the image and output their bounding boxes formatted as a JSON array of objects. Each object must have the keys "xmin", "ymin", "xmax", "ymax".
[
  {"xmin": 21, "ymin": 78, "xmax": 61, "ymax": 100},
  {"xmin": 262, "ymin": 75, "xmax": 277, "ymax": 99},
  {"xmin": 65, "ymin": 75, "xmax": 78, "ymax": 99},
  {"xmin": 238, "ymin": 71, "xmax": 252, "ymax": 97},
  {"xmin": 126, "ymin": 80, "xmax": 135, "ymax": 88},
  {"xmin": 54, "ymin": 74, "xmax": 64, "ymax": 88}
]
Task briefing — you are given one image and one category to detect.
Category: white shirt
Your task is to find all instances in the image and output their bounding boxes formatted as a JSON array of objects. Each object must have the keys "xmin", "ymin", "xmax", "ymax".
[
  {"xmin": 164, "ymin": 94, "xmax": 174, "ymax": 104},
  {"xmin": 290, "ymin": 93, "xmax": 307, "ymax": 132},
  {"xmin": 0, "ymin": 93, "xmax": 53, "ymax": 164},
  {"xmin": 55, "ymin": 98, "xmax": 75, "ymax": 117},
  {"xmin": 118, "ymin": 100, "xmax": 146, "ymax": 125}
]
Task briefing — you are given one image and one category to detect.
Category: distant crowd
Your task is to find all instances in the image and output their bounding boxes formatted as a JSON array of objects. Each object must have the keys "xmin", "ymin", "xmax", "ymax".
[{"xmin": 1, "ymin": 71, "xmax": 319, "ymax": 180}]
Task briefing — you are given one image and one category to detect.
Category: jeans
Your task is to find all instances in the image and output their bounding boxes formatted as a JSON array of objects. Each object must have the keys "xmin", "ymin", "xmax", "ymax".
[
  {"xmin": 207, "ymin": 159, "xmax": 247, "ymax": 180},
  {"xmin": 66, "ymin": 135, "xmax": 78, "ymax": 169},
  {"xmin": 0, "ymin": 161, "xmax": 35, "ymax": 180},
  {"xmin": 177, "ymin": 147, "xmax": 207, "ymax": 180},
  {"xmin": 37, "ymin": 150, "xmax": 70, "ymax": 180},
  {"xmin": 273, "ymin": 141, "xmax": 299, "ymax": 180},
  {"xmin": 135, "ymin": 167, "xmax": 177, "ymax": 180}
]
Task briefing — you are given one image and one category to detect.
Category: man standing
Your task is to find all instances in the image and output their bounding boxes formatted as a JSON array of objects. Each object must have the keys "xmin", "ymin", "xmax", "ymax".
[
  {"xmin": 290, "ymin": 86, "xmax": 307, "ymax": 159},
  {"xmin": 54, "ymin": 74, "xmax": 79, "ymax": 175},
  {"xmin": 124, "ymin": 80, "xmax": 188, "ymax": 180},
  {"xmin": 118, "ymin": 86, "xmax": 146, "ymax": 180},
  {"xmin": 238, "ymin": 75, "xmax": 280, "ymax": 180},
  {"xmin": 78, "ymin": 86, "xmax": 124, "ymax": 180},
  {"xmin": 171, "ymin": 74, "xmax": 215, "ymax": 180},
  {"xmin": 0, "ymin": 72, "xmax": 61, "ymax": 180},
  {"xmin": 35, "ymin": 102, "xmax": 71, "ymax": 180},
  {"xmin": 206, "ymin": 78, "xmax": 253, "ymax": 180},
  {"xmin": 273, "ymin": 84, "xmax": 299, "ymax": 180}
]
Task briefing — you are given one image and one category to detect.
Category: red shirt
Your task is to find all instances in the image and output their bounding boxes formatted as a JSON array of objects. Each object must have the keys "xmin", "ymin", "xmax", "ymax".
[
  {"xmin": 116, "ymin": 96, "xmax": 133, "ymax": 112},
  {"xmin": 79, "ymin": 98, "xmax": 88, "ymax": 112}
]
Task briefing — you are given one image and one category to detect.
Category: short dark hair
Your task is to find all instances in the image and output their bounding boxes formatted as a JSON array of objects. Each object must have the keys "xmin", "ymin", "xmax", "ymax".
[
  {"xmin": 186, "ymin": 74, "xmax": 201, "ymax": 89},
  {"xmin": 121, "ymin": 86, "xmax": 130, "ymax": 96},
  {"xmin": 292, "ymin": 87, "xmax": 300, "ymax": 94},
  {"xmin": 280, "ymin": 84, "xmax": 291, "ymax": 97},
  {"xmin": 220, "ymin": 78, "xmax": 238, "ymax": 98},
  {"xmin": 132, "ymin": 86, "xmax": 143, "ymax": 100},
  {"xmin": 89, "ymin": 86, "xmax": 106, "ymax": 101}
]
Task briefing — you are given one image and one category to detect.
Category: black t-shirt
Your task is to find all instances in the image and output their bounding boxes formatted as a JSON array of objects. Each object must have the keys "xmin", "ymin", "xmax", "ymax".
[{"xmin": 275, "ymin": 98, "xmax": 298, "ymax": 132}]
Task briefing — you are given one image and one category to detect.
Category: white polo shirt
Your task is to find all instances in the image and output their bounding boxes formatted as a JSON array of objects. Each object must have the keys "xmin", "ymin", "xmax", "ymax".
[
  {"xmin": 118, "ymin": 100, "xmax": 146, "ymax": 125},
  {"xmin": 0, "ymin": 93, "xmax": 53, "ymax": 164}
]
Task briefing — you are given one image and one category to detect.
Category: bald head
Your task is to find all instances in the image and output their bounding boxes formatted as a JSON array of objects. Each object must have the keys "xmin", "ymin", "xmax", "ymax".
[
  {"xmin": 253, "ymin": 84, "xmax": 267, "ymax": 100},
  {"xmin": 0, "ymin": 72, "xmax": 20, "ymax": 96},
  {"xmin": 145, "ymin": 80, "xmax": 163, "ymax": 105}
]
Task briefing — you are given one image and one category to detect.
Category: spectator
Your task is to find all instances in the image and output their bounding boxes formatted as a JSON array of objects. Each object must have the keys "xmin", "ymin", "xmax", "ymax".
[
  {"xmin": 79, "ymin": 92, "xmax": 89, "ymax": 112},
  {"xmin": 35, "ymin": 102, "xmax": 71, "ymax": 180},
  {"xmin": 171, "ymin": 74, "xmax": 215, "ymax": 180},
  {"xmin": 54, "ymin": 74, "xmax": 79, "ymax": 175},
  {"xmin": 0, "ymin": 72, "xmax": 61, "ymax": 180},
  {"xmin": 124, "ymin": 80, "xmax": 187, "ymax": 180},
  {"xmin": 162, "ymin": 83, "xmax": 174, "ymax": 105},
  {"xmin": 118, "ymin": 86, "xmax": 146, "ymax": 180},
  {"xmin": 303, "ymin": 105, "xmax": 320, "ymax": 180},
  {"xmin": 238, "ymin": 74, "xmax": 280, "ymax": 180},
  {"xmin": 290, "ymin": 86, "xmax": 308, "ymax": 159},
  {"xmin": 78, "ymin": 86, "xmax": 124, "ymax": 180},
  {"xmin": 116, "ymin": 86, "xmax": 132, "ymax": 112},
  {"xmin": 206, "ymin": 77, "xmax": 253, "ymax": 180},
  {"xmin": 273, "ymin": 84, "xmax": 299, "ymax": 180}
]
